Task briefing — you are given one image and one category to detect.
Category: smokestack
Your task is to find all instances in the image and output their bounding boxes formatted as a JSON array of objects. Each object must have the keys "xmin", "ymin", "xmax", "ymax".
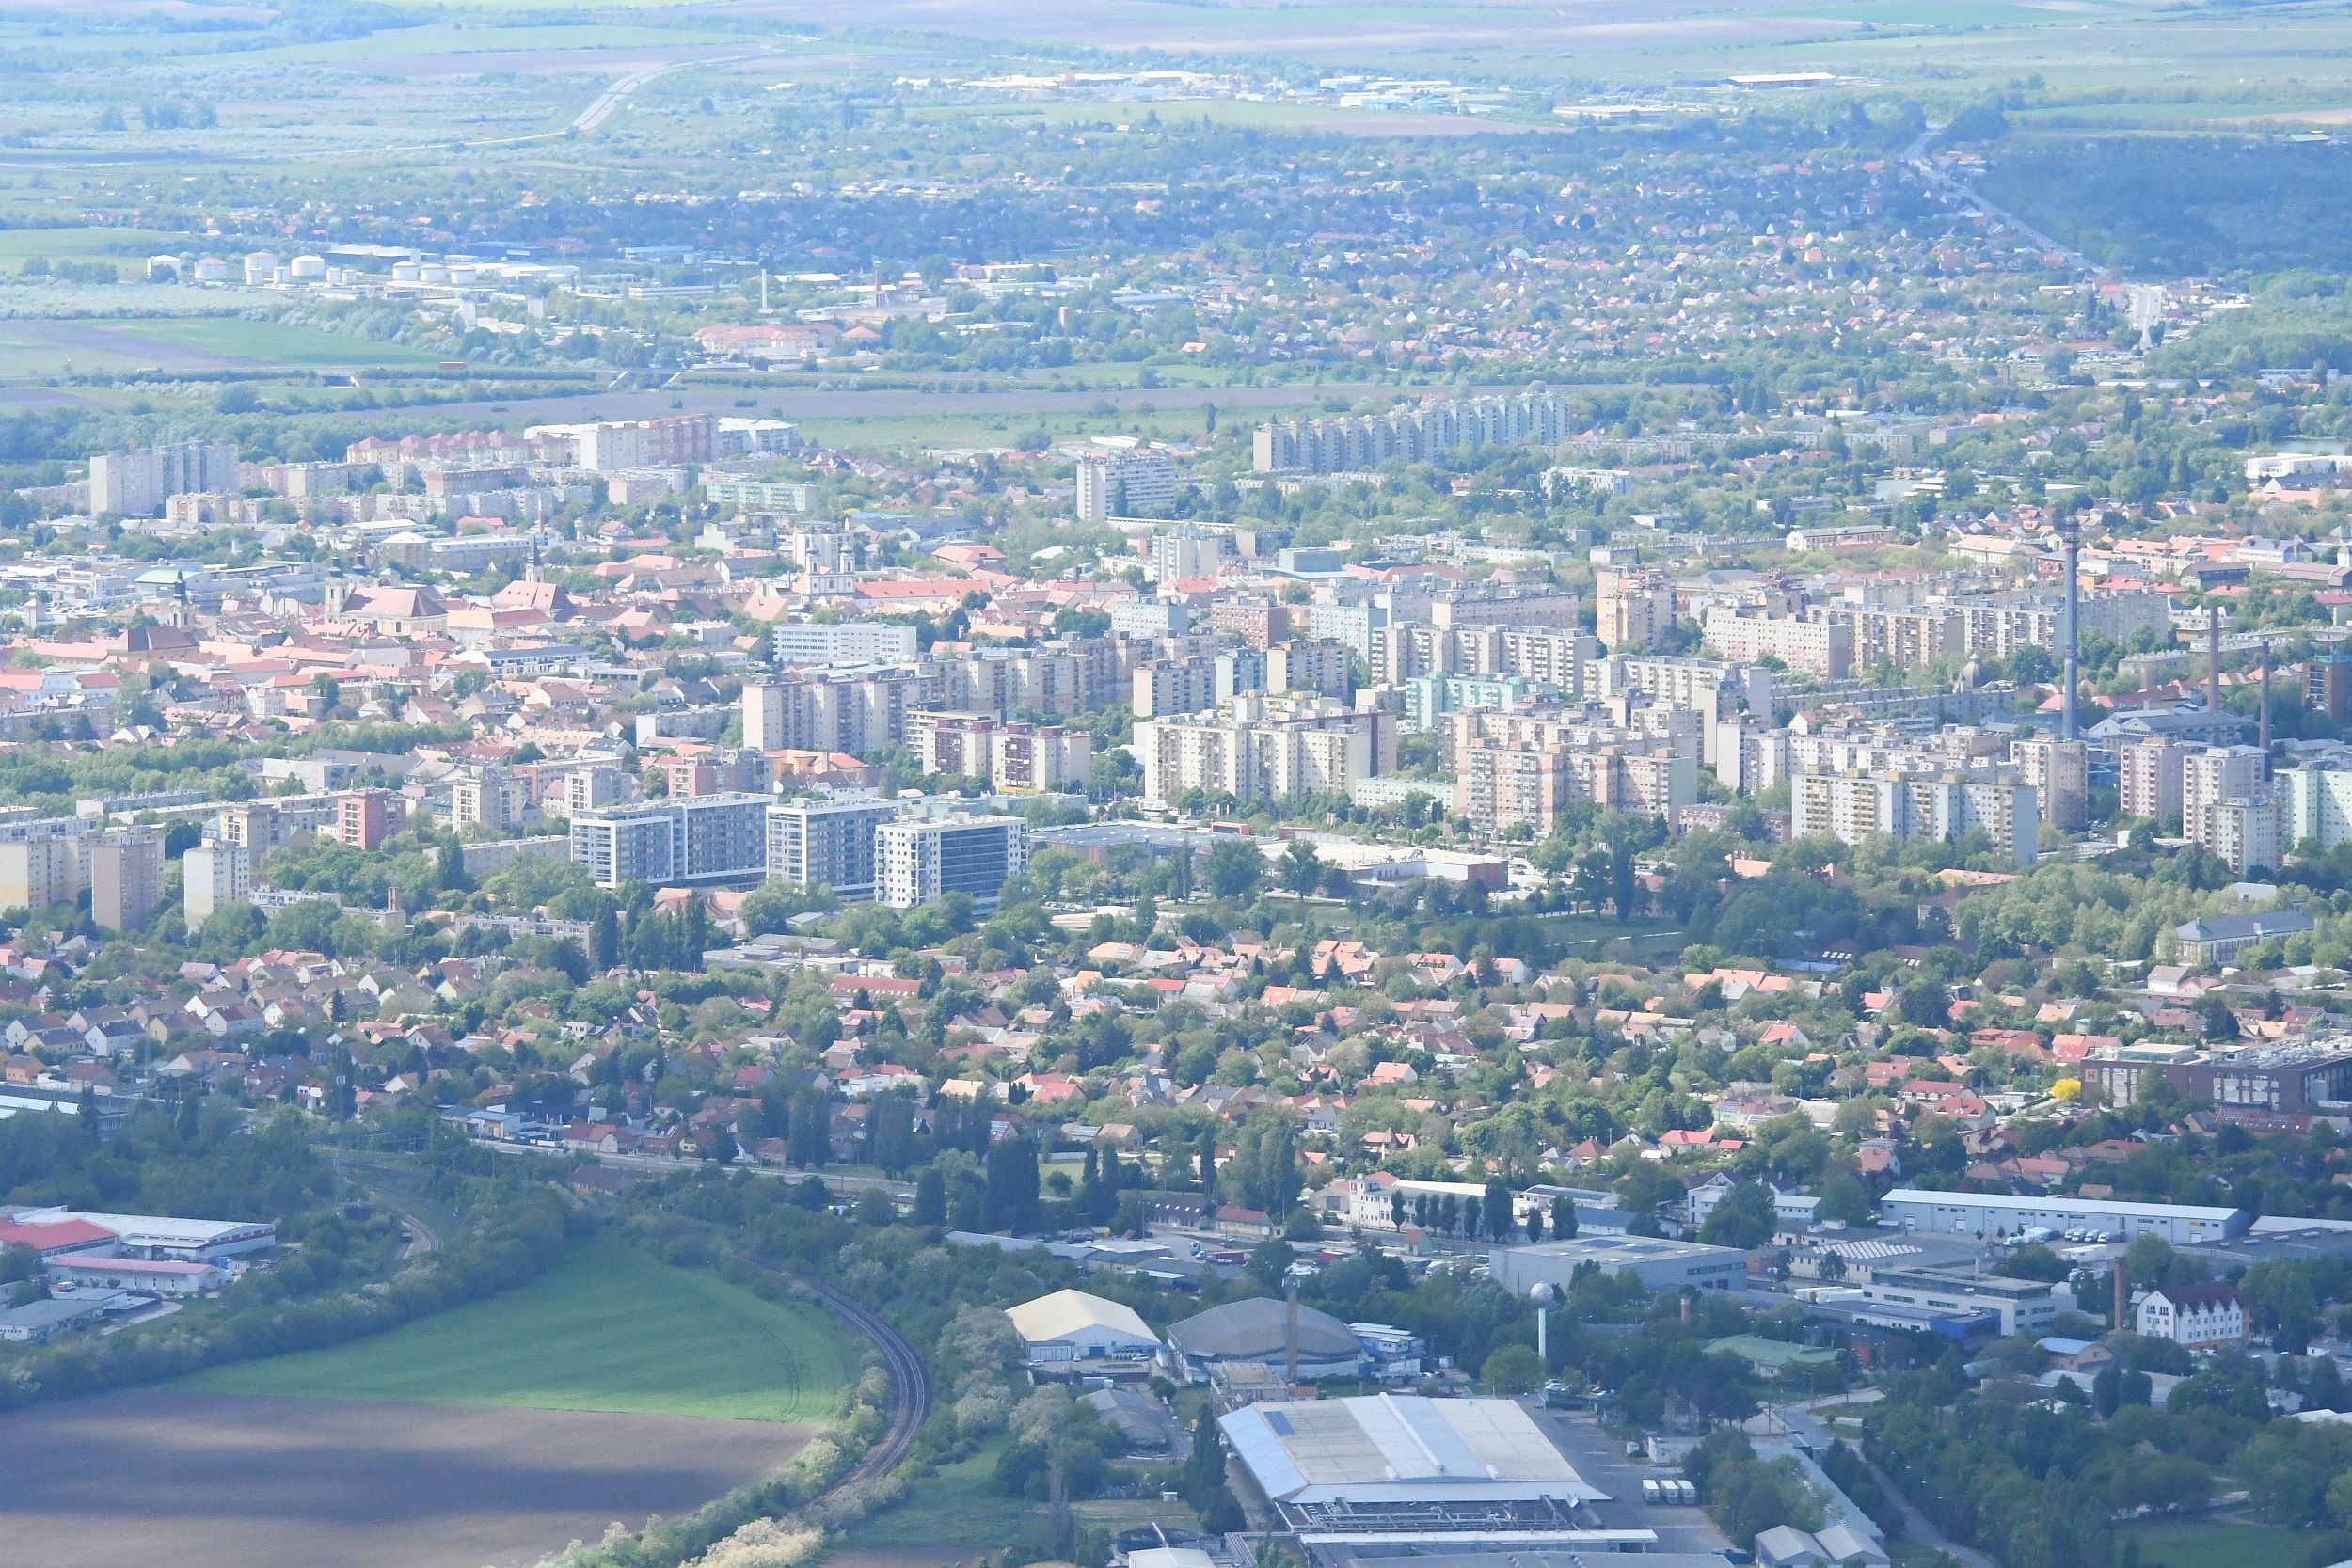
[
  {"xmin": 2260, "ymin": 639, "xmax": 2272, "ymax": 767},
  {"xmin": 2207, "ymin": 604, "xmax": 2222, "ymax": 715},
  {"xmin": 2113, "ymin": 1259, "xmax": 2127, "ymax": 1333},
  {"xmin": 2061, "ymin": 519, "xmax": 2082, "ymax": 741},
  {"xmin": 1285, "ymin": 1276, "xmax": 1299, "ymax": 1386}
]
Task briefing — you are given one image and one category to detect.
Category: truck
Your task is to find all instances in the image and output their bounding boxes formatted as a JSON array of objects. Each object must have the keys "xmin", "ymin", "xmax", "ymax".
[
  {"xmin": 1674, "ymin": 1480, "xmax": 1698, "ymax": 1505},
  {"xmin": 1642, "ymin": 1480, "xmax": 1663, "ymax": 1506}
]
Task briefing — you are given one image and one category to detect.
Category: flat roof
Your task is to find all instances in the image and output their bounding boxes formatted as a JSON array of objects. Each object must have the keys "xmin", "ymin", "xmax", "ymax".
[
  {"xmin": 1222, "ymin": 1394, "xmax": 1600, "ymax": 1507},
  {"xmin": 1499, "ymin": 1234, "xmax": 1743, "ymax": 1262},
  {"xmin": 1880, "ymin": 1190, "xmax": 2242, "ymax": 1221}
]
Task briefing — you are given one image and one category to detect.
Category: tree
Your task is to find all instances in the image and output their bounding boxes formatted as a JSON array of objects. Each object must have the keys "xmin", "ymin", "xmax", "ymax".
[
  {"xmin": 1484, "ymin": 1178, "xmax": 1516, "ymax": 1242},
  {"xmin": 1609, "ymin": 838, "xmax": 1638, "ymax": 923},
  {"xmin": 1279, "ymin": 838, "xmax": 1325, "ymax": 896},
  {"xmin": 1204, "ymin": 838, "xmax": 1264, "ymax": 900},
  {"xmin": 1221, "ymin": 1107, "xmax": 1302, "ymax": 1216},
  {"xmin": 437, "ymin": 839, "xmax": 471, "ymax": 895},
  {"xmin": 1697, "ymin": 1181, "xmax": 1777, "ymax": 1250},
  {"xmin": 1524, "ymin": 1207, "xmax": 1545, "ymax": 1243},
  {"xmin": 985, "ymin": 1137, "xmax": 1041, "ymax": 1233},
  {"xmin": 589, "ymin": 906, "xmax": 619, "ymax": 972},
  {"xmin": 1247, "ymin": 1234, "xmax": 1294, "ymax": 1287},
  {"xmin": 1551, "ymin": 1195, "xmax": 1578, "ymax": 1240},
  {"xmin": 1482, "ymin": 1343, "xmax": 1546, "ymax": 1396},
  {"xmin": 786, "ymin": 1088, "xmax": 830, "ymax": 1168},
  {"xmin": 913, "ymin": 1165, "xmax": 947, "ymax": 1226},
  {"xmin": 1814, "ymin": 1170, "xmax": 1875, "ymax": 1226}
]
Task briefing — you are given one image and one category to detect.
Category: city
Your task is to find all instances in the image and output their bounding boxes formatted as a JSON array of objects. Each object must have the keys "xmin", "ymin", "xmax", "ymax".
[{"xmin": 0, "ymin": 5, "xmax": 2350, "ymax": 1568}]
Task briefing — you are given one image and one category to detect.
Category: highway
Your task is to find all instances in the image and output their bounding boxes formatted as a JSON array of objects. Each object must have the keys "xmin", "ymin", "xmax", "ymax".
[{"xmin": 1902, "ymin": 126, "xmax": 2106, "ymax": 280}]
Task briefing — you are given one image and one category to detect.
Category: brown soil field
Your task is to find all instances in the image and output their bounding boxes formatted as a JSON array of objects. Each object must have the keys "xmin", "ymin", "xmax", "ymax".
[{"xmin": 0, "ymin": 1387, "xmax": 815, "ymax": 1568}]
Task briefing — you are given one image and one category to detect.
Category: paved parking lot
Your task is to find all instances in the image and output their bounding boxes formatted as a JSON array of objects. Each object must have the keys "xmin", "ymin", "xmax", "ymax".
[{"xmin": 1530, "ymin": 1405, "xmax": 1735, "ymax": 1558}]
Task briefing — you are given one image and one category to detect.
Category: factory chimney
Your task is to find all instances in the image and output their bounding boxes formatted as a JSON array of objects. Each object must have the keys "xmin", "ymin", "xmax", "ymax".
[
  {"xmin": 2207, "ymin": 603, "xmax": 2223, "ymax": 714},
  {"xmin": 1285, "ymin": 1275, "xmax": 1300, "ymax": 1386},
  {"xmin": 2060, "ymin": 517, "xmax": 2082, "ymax": 741},
  {"xmin": 2261, "ymin": 639, "xmax": 2273, "ymax": 768},
  {"xmin": 2113, "ymin": 1259, "xmax": 2128, "ymax": 1334}
]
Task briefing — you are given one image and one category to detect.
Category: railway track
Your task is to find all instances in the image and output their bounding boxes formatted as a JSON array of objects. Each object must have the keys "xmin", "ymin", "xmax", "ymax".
[{"xmin": 745, "ymin": 1255, "xmax": 933, "ymax": 1488}]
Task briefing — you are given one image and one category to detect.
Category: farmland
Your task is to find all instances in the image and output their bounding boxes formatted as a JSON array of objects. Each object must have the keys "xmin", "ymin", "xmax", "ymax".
[
  {"xmin": 0, "ymin": 1387, "xmax": 811, "ymax": 1568},
  {"xmin": 186, "ymin": 1235, "xmax": 864, "ymax": 1423}
]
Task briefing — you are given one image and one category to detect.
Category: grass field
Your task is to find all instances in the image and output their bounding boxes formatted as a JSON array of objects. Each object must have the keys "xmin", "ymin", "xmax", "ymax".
[
  {"xmin": 0, "ymin": 316, "xmax": 434, "ymax": 376},
  {"xmin": 2113, "ymin": 1521, "xmax": 2299, "ymax": 1568},
  {"xmin": 186, "ymin": 1236, "xmax": 863, "ymax": 1423},
  {"xmin": 850, "ymin": 1444, "xmax": 1200, "ymax": 1552}
]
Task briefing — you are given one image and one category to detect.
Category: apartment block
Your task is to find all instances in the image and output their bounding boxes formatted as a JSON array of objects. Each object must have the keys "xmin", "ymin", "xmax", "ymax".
[
  {"xmin": 2119, "ymin": 736, "xmax": 2186, "ymax": 825},
  {"xmin": 2310, "ymin": 650, "xmax": 2352, "ymax": 725},
  {"xmin": 89, "ymin": 439, "xmax": 238, "ymax": 519},
  {"xmin": 1136, "ymin": 696, "xmax": 1394, "ymax": 809},
  {"xmin": 569, "ymin": 794, "xmax": 770, "ymax": 888},
  {"xmin": 0, "ymin": 822, "xmax": 87, "ymax": 913},
  {"xmin": 1596, "ymin": 566, "xmax": 1676, "ymax": 652},
  {"xmin": 2283, "ymin": 765, "xmax": 2352, "ymax": 851},
  {"xmin": 1457, "ymin": 741, "xmax": 1574, "ymax": 836},
  {"xmin": 770, "ymin": 621, "xmax": 921, "ymax": 667},
  {"xmin": 1791, "ymin": 768, "xmax": 2039, "ymax": 864},
  {"xmin": 1266, "ymin": 639, "xmax": 1353, "ymax": 699},
  {"xmin": 572, "ymin": 415, "xmax": 714, "ymax": 473},
  {"xmin": 182, "ymin": 837, "xmax": 251, "ymax": 929},
  {"xmin": 2183, "ymin": 746, "xmax": 2268, "ymax": 863},
  {"xmin": 332, "ymin": 789, "xmax": 399, "ymax": 851},
  {"xmin": 1148, "ymin": 527, "xmax": 1234, "ymax": 585},
  {"xmin": 90, "ymin": 828, "xmax": 164, "ymax": 934},
  {"xmin": 2206, "ymin": 793, "xmax": 2286, "ymax": 876},
  {"xmin": 765, "ymin": 800, "xmax": 899, "ymax": 901},
  {"xmin": 2010, "ymin": 737, "xmax": 2090, "ymax": 832},
  {"xmin": 1076, "ymin": 447, "xmax": 1179, "ymax": 522},
  {"xmin": 1701, "ymin": 609, "xmax": 1852, "ymax": 680},
  {"xmin": 876, "ymin": 816, "xmax": 1027, "ymax": 911},
  {"xmin": 910, "ymin": 712, "xmax": 1093, "ymax": 792},
  {"xmin": 451, "ymin": 768, "xmax": 525, "ymax": 833}
]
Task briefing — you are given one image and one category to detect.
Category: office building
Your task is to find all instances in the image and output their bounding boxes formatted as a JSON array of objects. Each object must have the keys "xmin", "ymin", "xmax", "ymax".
[
  {"xmin": 764, "ymin": 800, "xmax": 899, "ymax": 901},
  {"xmin": 569, "ymin": 794, "xmax": 771, "ymax": 888},
  {"xmin": 1075, "ymin": 446, "xmax": 1178, "ymax": 521},
  {"xmin": 90, "ymin": 828, "xmax": 164, "ymax": 934},
  {"xmin": 181, "ymin": 838, "xmax": 250, "ymax": 929},
  {"xmin": 1490, "ymin": 1234, "xmax": 1750, "ymax": 1295},
  {"xmin": 89, "ymin": 439, "xmax": 238, "ymax": 518},
  {"xmin": 770, "ymin": 621, "xmax": 921, "ymax": 667},
  {"xmin": 875, "ymin": 816, "xmax": 1026, "ymax": 910}
]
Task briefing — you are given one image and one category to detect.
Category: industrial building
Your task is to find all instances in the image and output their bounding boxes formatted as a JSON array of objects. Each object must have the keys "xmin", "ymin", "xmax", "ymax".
[
  {"xmin": 1487, "ymin": 1234, "xmax": 1750, "ymax": 1295},
  {"xmin": 1878, "ymin": 1188, "xmax": 2249, "ymax": 1245},
  {"xmin": 1166, "ymin": 1296, "xmax": 1366, "ymax": 1385},
  {"xmin": 1219, "ymin": 1393, "xmax": 1607, "ymax": 1533},
  {"xmin": 1003, "ymin": 1288, "xmax": 1161, "ymax": 1369}
]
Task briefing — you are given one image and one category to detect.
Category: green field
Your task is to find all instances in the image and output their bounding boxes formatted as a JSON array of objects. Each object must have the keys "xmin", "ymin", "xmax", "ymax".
[
  {"xmin": 851, "ymin": 1444, "xmax": 1201, "ymax": 1551},
  {"xmin": 0, "ymin": 316, "xmax": 435, "ymax": 376},
  {"xmin": 2114, "ymin": 1521, "xmax": 2297, "ymax": 1568},
  {"xmin": 185, "ymin": 1236, "xmax": 863, "ymax": 1423}
]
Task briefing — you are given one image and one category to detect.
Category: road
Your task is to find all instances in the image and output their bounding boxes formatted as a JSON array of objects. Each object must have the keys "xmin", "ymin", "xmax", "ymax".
[
  {"xmin": 1531, "ymin": 1408, "xmax": 1735, "ymax": 1557},
  {"xmin": 1902, "ymin": 126, "xmax": 2105, "ymax": 279},
  {"xmin": 1760, "ymin": 1402, "xmax": 1998, "ymax": 1568}
]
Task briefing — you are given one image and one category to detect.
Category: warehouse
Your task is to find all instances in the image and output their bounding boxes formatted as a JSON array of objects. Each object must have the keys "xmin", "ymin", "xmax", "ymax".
[
  {"xmin": 1488, "ymin": 1234, "xmax": 1749, "ymax": 1296},
  {"xmin": 1220, "ymin": 1393, "xmax": 1607, "ymax": 1535},
  {"xmin": 1877, "ymin": 1189, "xmax": 2249, "ymax": 1246},
  {"xmin": 1166, "ymin": 1296, "xmax": 1367, "ymax": 1384},
  {"xmin": 1003, "ymin": 1288, "xmax": 1161, "ymax": 1368}
]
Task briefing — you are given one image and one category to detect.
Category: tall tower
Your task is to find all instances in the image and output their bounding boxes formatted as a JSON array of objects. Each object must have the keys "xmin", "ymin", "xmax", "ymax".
[
  {"xmin": 2207, "ymin": 603, "xmax": 2223, "ymax": 714},
  {"xmin": 2059, "ymin": 516, "xmax": 2081, "ymax": 741},
  {"xmin": 2260, "ymin": 639, "xmax": 2272, "ymax": 769}
]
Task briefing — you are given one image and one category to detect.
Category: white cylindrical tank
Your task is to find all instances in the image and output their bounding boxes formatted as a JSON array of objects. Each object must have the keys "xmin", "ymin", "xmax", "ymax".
[
  {"xmin": 242, "ymin": 250, "xmax": 277, "ymax": 285},
  {"xmin": 290, "ymin": 255, "xmax": 326, "ymax": 281}
]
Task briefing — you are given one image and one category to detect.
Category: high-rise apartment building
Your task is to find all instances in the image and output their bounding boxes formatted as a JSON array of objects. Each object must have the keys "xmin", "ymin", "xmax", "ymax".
[
  {"xmin": 2119, "ymin": 736, "xmax": 2186, "ymax": 825},
  {"xmin": 90, "ymin": 828, "xmax": 164, "ymax": 934},
  {"xmin": 0, "ymin": 821, "xmax": 87, "ymax": 913},
  {"xmin": 764, "ymin": 800, "xmax": 900, "ymax": 901},
  {"xmin": 770, "ymin": 621, "xmax": 921, "ymax": 667},
  {"xmin": 1595, "ymin": 567, "xmax": 1676, "ymax": 653},
  {"xmin": 1076, "ymin": 447, "xmax": 1178, "ymax": 522},
  {"xmin": 2010, "ymin": 737, "xmax": 2090, "ymax": 832},
  {"xmin": 1136, "ymin": 696, "xmax": 1395, "ymax": 809},
  {"xmin": 876, "ymin": 816, "xmax": 1027, "ymax": 911},
  {"xmin": 568, "ymin": 794, "xmax": 769, "ymax": 888},
  {"xmin": 182, "ymin": 837, "xmax": 250, "ymax": 929},
  {"xmin": 89, "ymin": 439, "xmax": 238, "ymax": 518},
  {"xmin": 333, "ymin": 789, "xmax": 397, "ymax": 851}
]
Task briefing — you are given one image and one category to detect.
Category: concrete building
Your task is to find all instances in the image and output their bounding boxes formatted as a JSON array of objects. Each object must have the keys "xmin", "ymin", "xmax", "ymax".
[
  {"xmin": 2172, "ymin": 907, "xmax": 2316, "ymax": 966},
  {"xmin": 1840, "ymin": 1268, "xmax": 2071, "ymax": 1338},
  {"xmin": 89, "ymin": 828, "xmax": 163, "ymax": 934},
  {"xmin": 2310, "ymin": 649, "xmax": 2352, "ymax": 725},
  {"xmin": 1166, "ymin": 1296, "xmax": 1367, "ymax": 1384},
  {"xmin": 0, "ymin": 822, "xmax": 87, "ymax": 913},
  {"xmin": 1252, "ymin": 387, "xmax": 1578, "ymax": 474},
  {"xmin": 1488, "ymin": 1234, "xmax": 1749, "ymax": 1295},
  {"xmin": 181, "ymin": 838, "xmax": 249, "ymax": 929},
  {"xmin": 2136, "ymin": 1284, "xmax": 2248, "ymax": 1348},
  {"xmin": 568, "ymin": 794, "xmax": 771, "ymax": 888},
  {"xmin": 570, "ymin": 414, "xmax": 713, "ymax": 472},
  {"xmin": 2080, "ymin": 1039, "xmax": 2352, "ymax": 1116},
  {"xmin": 2120, "ymin": 736, "xmax": 2186, "ymax": 824},
  {"xmin": 1267, "ymin": 639, "xmax": 1354, "ymax": 700},
  {"xmin": 1076, "ymin": 446, "xmax": 1179, "ymax": 521},
  {"xmin": 1790, "ymin": 768, "xmax": 2039, "ymax": 865},
  {"xmin": 1220, "ymin": 1395, "xmax": 1603, "ymax": 1531},
  {"xmin": 1004, "ymin": 1288, "xmax": 1161, "ymax": 1367},
  {"xmin": 1596, "ymin": 566, "xmax": 1676, "ymax": 652},
  {"xmin": 451, "ymin": 768, "xmax": 524, "ymax": 834},
  {"xmin": 1878, "ymin": 1188, "xmax": 2249, "ymax": 1245},
  {"xmin": 89, "ymin": 438, "xmax": 238, "ymax": 518},
  {"xmin": 770, "ymin": 621, "xmax": 921, "ymax": 667},
  {"xmin": 2282, "ymin": 765, "xmax": 2352, "ymax": 850},
  {"xmin": 911, "ymin": 712, "xmax": 1094, "ymax": 792},
  {"xmin": 1134, "ymin": 657, "xmax": 1222, "ymax": 719},
  {"xmin": 764, "ymin": 800, "xmax": 899, "ymax": 901},
  {"xmin": 1148, "ymin": 527, "xmax": 1233, "ymax": 585},
  {"xmin": 2010, "ymin": 737, "xmax": 2089, "ymax": 832},
  {"xmin": 1702, "ymin": 610, "xmax": 1852, "ymax": 680},
  {"xmin": 1136, "ymin": 696, "xmax": 1395, "ymax": 809},
  {"xmin": 332, "ymin": 789, "xmax": 397, "ymax": 852},
  {"xmin": 875, "ymin": 815, "xmax": 1026, "ymax": 911}
]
